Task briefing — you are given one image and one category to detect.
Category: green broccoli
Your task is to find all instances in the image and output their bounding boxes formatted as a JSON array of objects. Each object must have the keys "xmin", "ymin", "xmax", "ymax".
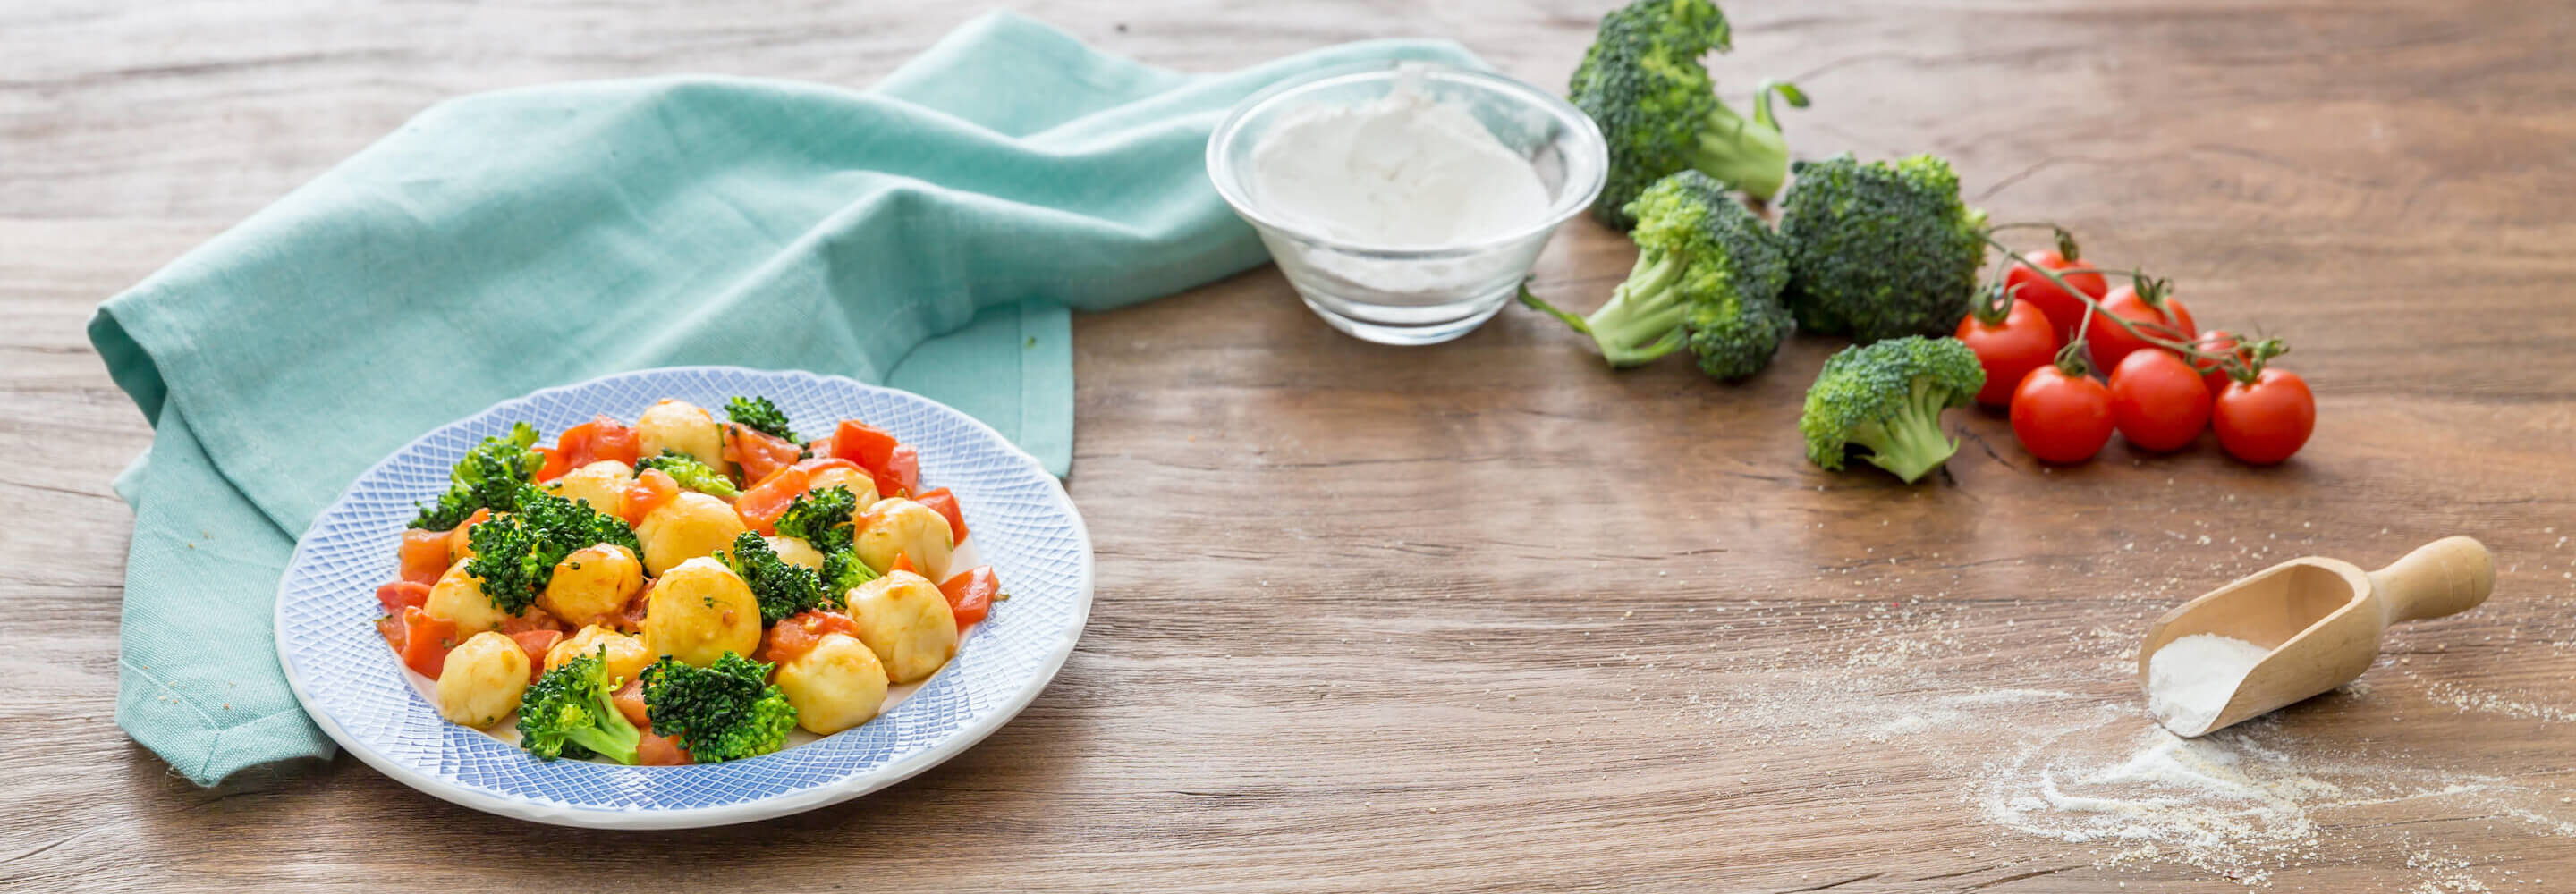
[
  {"xmin": 1799, "ymin": 336, "xmax": 1986, "ymax": 483},
  {"xmin": 409, "ymin": 422, "xmax": 544, "ymax": 530},
  {"xmin": 516, "ymin": 647, "xmax": 642, "ymax": 764},
  {"xmin": 641, "ymin": 653, "xmax": 796, "ymax": 763},
  {"xmin": 636, "ymin": 450, "xmax": 740, "ymax": 499},
  {"xmin": 1570, "ymin": 0, "xmax": 1809, "ymax": 227},
  {"xmin": 465, "ymin": 485, "xmax": 642, "ymax": 614},
  {"xmin": 1775, "ymin": 154, "xmax": 1991, "ymax": 343},
  {"xmin": 718, "ymin": 531, "xmax": 831, "ymax": 624},
  {"xmin": 821, "ymin": 548, "xmax": 878, "ymax": 597},
  {"xmin": 1519, "ymin": 170, "xmax": 1792, "ymax": 380},
  {"xmin": 724, "ymin": 395, "xmax": 797, "ymax": 443},
  {"xmin": 774, "ymin": 485, "xmax": 860, "ymax": 555}
]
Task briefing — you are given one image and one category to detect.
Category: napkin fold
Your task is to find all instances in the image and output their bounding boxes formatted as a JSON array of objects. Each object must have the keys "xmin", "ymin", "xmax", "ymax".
[{"xmin": 90, "ymin": 10, "xmax": 1479, "ymax": 784}]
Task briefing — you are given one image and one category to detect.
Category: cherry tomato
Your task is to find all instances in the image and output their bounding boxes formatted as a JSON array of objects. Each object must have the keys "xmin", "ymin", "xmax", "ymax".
[
  {"xmin": 2107, "ymin": 350, "xmax": 2213, "ymax": 451},
  {"xmin": 1954, "ymin": 299, "xmax": 2061, "ymax": 407},
  {"xmin": 2083, "ymin": 285, "xmax": 2197, "ymax": 373},
  {"xmin": 2191, "ymin": 330, "xmax": 2250, "ymax": 397},
  {"xmin": 2011, "ymin": 365, "xmax": 2115, "ymax": 464},
  {"xmin": 2213, "ymin": 368, "xmax": 2315, "ymax": 465},
  {"xmin": 2004, "ymin": 250, "xmax": 2109, "ymax": 343}
]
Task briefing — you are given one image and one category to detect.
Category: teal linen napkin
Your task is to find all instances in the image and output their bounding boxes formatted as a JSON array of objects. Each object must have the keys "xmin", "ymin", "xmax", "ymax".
[{"xmin": 89, "ymin": 11, "xmax": 1479, "ymax": 785}]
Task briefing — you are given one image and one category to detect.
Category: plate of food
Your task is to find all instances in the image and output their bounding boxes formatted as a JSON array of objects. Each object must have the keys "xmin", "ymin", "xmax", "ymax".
[{"xmin": 275, "ymin": 367, "xmax": 1091, "ymax": 828}]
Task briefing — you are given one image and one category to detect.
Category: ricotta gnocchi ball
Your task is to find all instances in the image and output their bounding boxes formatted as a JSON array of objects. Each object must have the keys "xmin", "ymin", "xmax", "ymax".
[
  {"xmin": 766, "ymin": 535, "xmax": 826, "ymax": 571},
  {"xmin": 436, "ymin": 631, "xmax": 530, "ymax": 729},
  {"xmin": 805, "ymin": 467, "xmax": 878, "ymax": 508},
  {"xmin": 636, "ymin": 491, "xmax": 747, "ymax": 577},
  {"xmin": 844, "ymin": 571, "xmax": 957, "ymax": 684},
  {"xmin": 635, "ymin": 399, "xmax": 724, "ymax": 468},
  {"xmin": 546, "ymin": 624, "xmax": 653, "ymax": 687},
  {"xmin": 772, "ymin": 632, "xmax": 889, "ymax": 735},
  {"xmin": 425, "ymin": 559, "xmax": 508, "ymax": 635},
  {"xmin": 856, "ymin": 498, "xmax": 954, "ymax": 581},
  {"xmin": 644, "ymin": 557, "xmax": 761, "ymax": 667},
  {"xmin": 538, "ymin": 544, "xmax": 644, "ymax": 628},
  {"xmin": 545, "ymin": 460, "xmax": 633, "ymax": 519}
]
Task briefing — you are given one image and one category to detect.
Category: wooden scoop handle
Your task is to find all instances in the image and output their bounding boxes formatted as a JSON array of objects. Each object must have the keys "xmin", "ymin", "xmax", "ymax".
[{"xmin": 2369, "ymin": 536, "xmax": 2496, "ymax": 623}]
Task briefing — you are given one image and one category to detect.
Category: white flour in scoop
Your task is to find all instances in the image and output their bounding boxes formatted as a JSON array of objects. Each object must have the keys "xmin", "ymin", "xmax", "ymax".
[{"xmin": 2148, "ymin": 633, "xmax": 2272, "ymax": 735}]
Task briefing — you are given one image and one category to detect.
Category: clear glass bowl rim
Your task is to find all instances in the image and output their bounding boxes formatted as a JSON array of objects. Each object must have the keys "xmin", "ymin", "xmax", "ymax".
[{"xmin": 1205, "ymin": 61, "xmax": 1609, "ymax": 259}]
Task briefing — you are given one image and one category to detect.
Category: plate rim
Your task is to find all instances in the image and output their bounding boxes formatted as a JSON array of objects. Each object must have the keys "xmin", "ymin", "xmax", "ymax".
[{"xmin": 272, "ymin": 365, "xmax": 1093, "ymax": 829}]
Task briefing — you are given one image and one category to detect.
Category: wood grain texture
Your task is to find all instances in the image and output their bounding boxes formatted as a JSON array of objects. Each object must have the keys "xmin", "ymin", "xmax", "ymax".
[{"xmin": 5, "ymin": 0, "xmax": 2575, "ymax": 890}]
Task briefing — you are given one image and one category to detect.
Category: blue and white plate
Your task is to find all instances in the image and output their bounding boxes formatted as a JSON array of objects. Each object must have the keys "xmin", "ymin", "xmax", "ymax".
[{"xmin": 275, "ymin": 367, "xmax": 1092, "ymax": 828}]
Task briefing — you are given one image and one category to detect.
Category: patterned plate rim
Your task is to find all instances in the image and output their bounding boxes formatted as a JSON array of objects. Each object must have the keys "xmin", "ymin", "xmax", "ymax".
[{"xmin": 273, "ymin": 366, "xmax": 1094, "ymax": 829}]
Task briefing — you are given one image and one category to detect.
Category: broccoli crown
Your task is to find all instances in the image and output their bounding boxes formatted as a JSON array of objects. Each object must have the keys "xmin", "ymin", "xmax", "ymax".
[
  {"xmin": 636, "ymin": 450, "xmax": 740, "ymax": 499},
  {"xmin": 465, "ymin": 485, "xmax": 642, "ymax": 614},
  {"xmin": 718, "ymin": 531, "xmax": 832, "ymax": 624},
  {"xmin": 409, "ymin": 422, "xmax": 544, "ymax": 530},
  {"xmin": 1799, "ymin": 336, "xmax": 1986, "ymax": 483},
  {"xmin": 821, "ymin": 548, "xmax": 879, "ymax": 598},
  {"xmin": 1534, "ymin": 170, "xmax": 1792, "ymax": 379},
  {"xmin": 1776, "ymin": 154, "xmax": 1991, "ymax": 343},
  {"xmin": 517, "ymin": 648, "xmax": 642, "ymax": 764},
  {"xmin": 774, "ymin": 485, "xmax": 859, "ymax": 555},
  {"xmin": 724, "ymin": 395, "xmax": 797, "ymax": 443},
  {"xmin": 642, "ymin": 653, "xmax": 796, "ymax": 763},
  {"xmin": 1570, "ymin": 0, "xmax": 1792, "ymax": 226}
]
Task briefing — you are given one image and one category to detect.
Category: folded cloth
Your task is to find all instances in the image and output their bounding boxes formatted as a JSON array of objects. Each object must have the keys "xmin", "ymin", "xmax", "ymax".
[{"xmin": 89, "ymin": 10, "xmax": 1479, "ymax": 784}]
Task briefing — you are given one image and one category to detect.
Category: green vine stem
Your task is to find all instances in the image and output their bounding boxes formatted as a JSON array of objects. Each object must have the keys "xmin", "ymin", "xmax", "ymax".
[{"xmin": 1978, "ymin": 232, "xmax": 2286, "ymax": 384}]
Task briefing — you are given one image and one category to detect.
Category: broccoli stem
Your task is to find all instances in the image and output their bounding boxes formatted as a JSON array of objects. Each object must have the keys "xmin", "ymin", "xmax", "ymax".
[
  {"xmin": 1689, "ymin": 105, "xmax": 1791, "ymax": 200},
  {"xmin": 1583, "ymin": 250, "xmax": 1691, "ymax": 366},
  {"xmin": 1846, "ymin": 379, "xmax": 1961, "ymax": 484}
]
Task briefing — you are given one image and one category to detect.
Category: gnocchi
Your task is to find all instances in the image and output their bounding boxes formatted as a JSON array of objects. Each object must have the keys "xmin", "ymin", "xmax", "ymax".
[
  {"xmin": 538, "ymin": 544, "xmax": 644, "ymax": 629},
  {"xmin": 436, "ymin": 631, "xmax": 530, "ymax": 729},
  {"xmin": 545, "ymin": 460, "xmax": 633, "ymax": 519},
  {"xmin": 635, "ymin": 399, "xmax": 724, "ymax": 468},
  {"xmin": 856, "ymin": 498, "xmax": 954, "ymax": 581},
  {"xmin": 644, "ymin": 557, "xmax": 762, "ymax": 667},
  {"xmin": 636, "ymin": 491, "xmax": 747, "ymax": 576},
  {"xmin": 766, "ymin": 535, "xmax": 826, "ymax": 571},
  {"xmin": 546, "ymin": 624, "xmax": 653, "ymax": 687},
  {"xmin": 844, "ymin": 571, "xmax": 958, "ymax": 684},
  {"xmin": 772, "ymin": 633, "xmax": 889, "ymax": 735},
  {"xmin": 425, "ymin": 559, "xmax": 508, "ymax": 635}
]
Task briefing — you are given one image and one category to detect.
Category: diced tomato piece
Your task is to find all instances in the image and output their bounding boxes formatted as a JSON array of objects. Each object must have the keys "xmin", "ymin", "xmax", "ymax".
[
  {"xmin": 793, "ymin": 456, "xmax": 860, "ymax": 477},
  {"xmin": 497, "ymin": 611, "xmax": 565, "ymax": 635},
  {"xmin": 377, "ymin": 614, "xmax": 406, "ymax": 651},
  {"xmin": 399, "ymin": 607, "xmax": 460, "ymax": 679},
  {"xmin": 939, "ymin": 566, "xmax": 998, "ymax": 626},
  {"xmin": 915, "ymin": 488, "xmax": 967, "ymax": 543},
  {"xmin": 623, "ymin": 468, "xmax": 679, "ymax": 525},
  {"xmin": 615, "ymin": 581, "xmax": 654, "ymax": 633},
  {"xmin": 445, "ymin": 508, "xmax": 491, "ymax": 561},
  {"xmin": 636, "ymin": 728, "xmax": 692, "ymax": 766},
  {"xmin": 397, "ymin": 528, "xmax": 453, "ymax": 586},
  {"xmin": 761, "ymin": 611, "xmax": 860, "ymax": 665},
  {"xmin": 376, "ymin": 580, "xmax": 433, "ymax": 615},
  {"xmin": 508, "ymin": 629, "xmax": 564, "ymax": 681},
  {"xmin": 890, "ymin": 552, "xmax": 916, "ymax": 575},
  {"xmin": 583, "ymin": 416, "xmax": 640, "ymax": 468},
  {"xmin": 724, "ymin": 424, "xmax": 803, "ymax": 487},
  {"xmin": 829, "ymin": 420, "xmax": 900, "ymax": 472},
  {"xmin": 874, "ymin": 444, "xmax": 919, "ymax": 500},
  {"xmin": 733, "ymin": 465, "xmax": 810, "ymax": 536},
  {"xmin": 612, "ymin": 679, "xmax": 651, "ymax": 728},
  {"xmin": 533, "ymin": 444, "xmax": 572, "ymax": 482}
]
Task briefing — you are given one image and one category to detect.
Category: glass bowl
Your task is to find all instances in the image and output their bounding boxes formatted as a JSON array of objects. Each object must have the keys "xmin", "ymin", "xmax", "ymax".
[{"xmin": 1208, "ymin": 63, "xmax": 1607, "ymax": 346}]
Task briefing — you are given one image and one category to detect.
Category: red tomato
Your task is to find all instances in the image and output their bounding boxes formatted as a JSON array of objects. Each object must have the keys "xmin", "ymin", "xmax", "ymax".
[
  {"xmin": 2004, "ymin": 249, "xmax": 2109, "ymax": 343},
  {"xmin": 914, "ymin": 488, "xmax": 968, "ymax": 543},
  {"xmin": 939, "ymin": 566, "xmax": 999, "ymax": 627},
  {"xmin": 2011, "ymin": 365, "xmax": 2116, "ymax": 464},
  {"xmin": 398, "ymin": 528, "xmax": 453, "ymax": 586},
  {"xmin": 733, "ymin": 465, "xmax": 811, "ymax": 535},
  {"xmin": 2213, "ymin": 368, "xmax": 2316, "ymax": 465},
  {"xmin": 724, "ymin": 425, "xmax": 803, "ymax": 486},
  {"xmin": 399, "ymin": 607, "xmax": 460, "ymax": 678},
  {"xmin": 829, "ymin": 420, "xmax": 900, "ymax": 472},
  {"xmin": 2083, "ymin": 285, "xmax": 2197, "ymax": 372},
  {"xmin": 792, "ymin": 456, "xmax": 861, "ymax": 478},
  {"xmin": 876, "ymin": 444, "xmax": 919, "ymax": 500},
  {"xmin": 582, "ymin": 417, "xmax": 640, "ymax": 468},
  {"xmin": 635, "ymin": 729, "xmax": 692, "ymax": 766},
  {"xmin": 377, "ymin": 615, "xmax": 406, "ymax": 651},
  {"xmin": 2108, "ymin": 350, "xmax": 2213, "ymax": 451},
  {"xmin": 622, "ymin": 468, "xmax": 679, "ymax": 525},
  {"xmin": 542, "ymin": 416, "xmax": 642, "ymax": 480},
  {"xmin": 376, "ymin": 580, "xmax": 433, "ymax": 615},
  {"xmin": 532, "ymin": 445, "xmax": 572, "ymax": 483},
  {"xmin": 890, "ymin": 552, "xmax": 917, "ymax": 576},
  {"xmin": 508, "ymin": 629, "xmax": 564, "ymax": 682},
  {"xmin": 445, "ymin": 508, "xmax": 490, "ymax": 563},
  {"xmin": 612, "ymin": 679, "xmax": 651, "ymax": 728},
  {"xmin": 2191, "ymin": 330, "xmax": 2250, "ymax": 397},
  {"xmin": 1953, "ymin": 299, "xmax": 2061, "ymax": 407},
  {"xmin": 761, "ymin": 611, "xmax": 860, "ymax": 665}
]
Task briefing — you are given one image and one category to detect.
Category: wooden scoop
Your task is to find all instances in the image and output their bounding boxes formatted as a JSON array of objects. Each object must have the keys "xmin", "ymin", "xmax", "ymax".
[{"xmin": 2138, "ymin": 536, "xmax": 2495, "ymax": 737}]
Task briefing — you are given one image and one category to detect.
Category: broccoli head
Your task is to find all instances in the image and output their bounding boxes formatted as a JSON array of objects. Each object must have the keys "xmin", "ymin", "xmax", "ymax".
[
  {"xmin": 1776, "ymin": 154, "xmax": 1991, "ymax": 343},
  {"xmin": 774, "ymin": 485, "xmax": 859, "ymax": 555},
  {"xmin": 641, "ymin": 653, "xmax": 796, "ymax": 763},
  {"xmin": 1799, "ymin": 336, "xmax": 1986, "ymax": 483},
  {"xmin": 636, "ymin": 450, "xmax": 739, "ymax": 499},
  {"xmin": 1570, "ymin": 0, "xmax": 1808, "ymax": 227},
  {"xmin": 1521, "ymin": 170, "xmax": 1791, "ymax": 380},
  {"xmin": 718, "ymin": 531, "xmax": 832, "ymax": 624},
  {"xmin": 409, "ymin": 422, "xmax": 544, "ymax": 530},
  {"xmin": 517, "ymin": 647, "xmax": 643, "ymax": 764},
  {"xmin": 724, "ymin": 395, "xmax": 797, "ymax": 443},
  {"xmin": 821, "ymin": 548, "xmax": 878, "ymax": 597},
  {"xmin": 465, "ymin": 485, "xmax": 642, "ymax": 614}
]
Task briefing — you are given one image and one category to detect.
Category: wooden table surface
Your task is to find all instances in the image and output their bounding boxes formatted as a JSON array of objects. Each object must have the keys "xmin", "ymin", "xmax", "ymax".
[{"xmin": 7, "ymin": 0, "xmax": 2574, "ymax": 890}]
